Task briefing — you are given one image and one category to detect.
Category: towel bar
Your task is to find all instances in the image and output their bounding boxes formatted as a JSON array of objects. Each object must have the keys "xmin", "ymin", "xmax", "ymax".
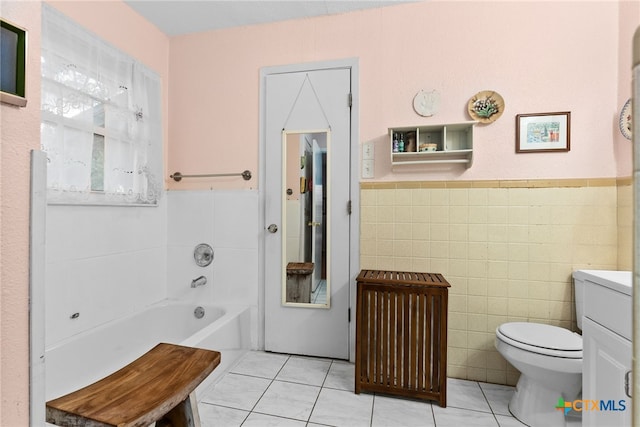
[{"xmin": 170, "ymin": 170, "xmax": 252, "ymax": 182}]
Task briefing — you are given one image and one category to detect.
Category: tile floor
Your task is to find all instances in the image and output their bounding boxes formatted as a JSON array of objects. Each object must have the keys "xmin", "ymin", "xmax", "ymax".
[{"xmin": 197, "ymin": 351, "xmax": 528, "ymax": 427}]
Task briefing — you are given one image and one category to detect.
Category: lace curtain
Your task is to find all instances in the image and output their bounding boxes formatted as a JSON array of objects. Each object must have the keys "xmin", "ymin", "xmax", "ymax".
[{"xmin": 41, "ymin": 5, "xmax": 162, "ymax": 205}]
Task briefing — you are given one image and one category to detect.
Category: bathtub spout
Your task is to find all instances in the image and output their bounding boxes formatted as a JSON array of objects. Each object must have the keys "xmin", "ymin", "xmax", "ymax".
[{"xmin": 191, "ymin": 276, "xmax": 207, "ymax": 288}]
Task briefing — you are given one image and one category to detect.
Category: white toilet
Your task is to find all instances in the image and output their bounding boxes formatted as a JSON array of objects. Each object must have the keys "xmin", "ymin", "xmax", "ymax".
[{"xmin": 495, "ymin": 278, "xmax": 584, "ymax": 427}]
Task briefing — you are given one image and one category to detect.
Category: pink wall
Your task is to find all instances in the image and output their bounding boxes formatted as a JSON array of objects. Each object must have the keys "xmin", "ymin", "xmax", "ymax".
[
  {"xmin": 168, "ymin": 1, "xmax": 635, "ymax": 189},
  {"xmin": 1, "ymin": 1, "xmax": 638, "ymax": 422},
  {"xmin": 616, "ymin": 1, "xmax": 640, "ymax": 177},
  {"xmin": 0, "ymin": 1, "xmax": 168, "ymax": 424},
  {"xmin": 1, "ymin": 2, "xmax": 41, "ymax": 423}
]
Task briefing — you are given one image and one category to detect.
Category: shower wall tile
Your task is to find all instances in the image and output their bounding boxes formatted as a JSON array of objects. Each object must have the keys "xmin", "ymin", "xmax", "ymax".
[
  {"xmin": 128, "ymin": 248, "xmax": 168, "ymax": 302},
  {"xmin": 166, "ymin": 244, "xmax": 215, "ymax": 301},
  {"xmin": 46, "ymin": 189, "xmax": 260, "ymax": 348},
  {"xmin": 45, "ymin": 248, "xmax": 165, "ymax": 347},
  {"xmin": 166, "ymin": 190, "xmax": 259, "ymax": 307},
  {"xmin": 212, "ymin": 248, "xmax": 259, "ymax": 305},
  {"xmin": 167, "ymin": 190, "xmax": 215, "ymax": 247},
  {"xmin": 46, "ymin": 202, "xmax": 166, "ymax": 262},
  {"xmin": 213, "ymin": 190, "xmax": 259, "ymax": 250},
  {"xmin": 166, "ymin": 190, "xmax": 216, "ymax": 301},
  {"xmin": 360, "ymin": 179, "xmax": 623, "ymax": 386},
  {"xmin": 45, "ymin": 202, "xmax": 168, "ymax": 347}
]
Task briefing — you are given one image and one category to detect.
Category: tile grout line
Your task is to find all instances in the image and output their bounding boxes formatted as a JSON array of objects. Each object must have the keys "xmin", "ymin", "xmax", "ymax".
[
  {"xmin": 429, "ymin": 399, "xmax": 437, "ymax": 426},
  {"xmin": 239, "ymin": 354, "xmax": 292, "ymax": 427},
  {"xmin": 477, "ymin": 381, "xmax": 502, "ymax": 427},
  {"xmin": 305, "ymin": 359, "xmax": 335, "ymax": 425},
  {"xmin": 369, "ymin": 394, "xmax": 376, "ymax": 427},
  {"xmin": 203, "ymin": 352, "xmax": 520, "ymax": 427}
]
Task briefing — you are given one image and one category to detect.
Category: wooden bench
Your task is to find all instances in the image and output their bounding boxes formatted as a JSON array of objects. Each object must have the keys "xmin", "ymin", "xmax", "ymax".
[{"xmin": 46, "ymin": 343, "xmax": 221, "ymax": 427}]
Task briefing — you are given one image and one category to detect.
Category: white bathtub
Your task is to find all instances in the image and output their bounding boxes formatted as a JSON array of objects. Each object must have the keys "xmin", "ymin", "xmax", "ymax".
[{"xmin": 45, "ymin": 300, "xmax": 251, "ymax": 403}]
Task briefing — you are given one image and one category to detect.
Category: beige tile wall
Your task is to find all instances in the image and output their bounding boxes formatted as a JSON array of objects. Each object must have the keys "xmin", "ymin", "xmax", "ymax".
[
  {"xmin": 618, "ymin": 178, "xmax": 633, "ymax": 270},
  {"xmin": 360, "ymin": 178, "xmax": 623, "ymax": 386}
]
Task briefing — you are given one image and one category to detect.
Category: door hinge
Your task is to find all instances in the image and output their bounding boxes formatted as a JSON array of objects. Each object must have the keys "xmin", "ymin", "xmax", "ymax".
[
  {"xmin": 348, "ymin": 308, "xmax": 351, "ymax": 322},
  {"xmin": 348, "ymin": 92, "xmax": 352, "ymax": 108},
  {"xmin": 347, "ymin": 200, "xmax": 352, "ymax": 215}
]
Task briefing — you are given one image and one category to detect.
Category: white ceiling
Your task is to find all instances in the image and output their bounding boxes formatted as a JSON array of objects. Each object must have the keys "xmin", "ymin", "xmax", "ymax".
[{"xmin": 123, "ymin": 0, "xmax": 416, "ymax": 36}]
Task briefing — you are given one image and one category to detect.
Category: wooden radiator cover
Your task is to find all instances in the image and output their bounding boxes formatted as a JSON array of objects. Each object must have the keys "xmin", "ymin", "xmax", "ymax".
[{"xmin": 355, "ymin": 270, "xmax": 450, "ymax": 407}]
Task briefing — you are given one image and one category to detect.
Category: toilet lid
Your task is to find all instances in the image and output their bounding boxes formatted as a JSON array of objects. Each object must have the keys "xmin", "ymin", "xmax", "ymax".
[{"xmin": 498, "ymin": 322, "xmax": 582, "ymax": 352}]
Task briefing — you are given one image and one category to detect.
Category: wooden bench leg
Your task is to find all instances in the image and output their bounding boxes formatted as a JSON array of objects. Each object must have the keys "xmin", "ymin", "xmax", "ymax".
[{"xmin": 156, "ymin": 392, "xmax": 201, "ymax": 427}]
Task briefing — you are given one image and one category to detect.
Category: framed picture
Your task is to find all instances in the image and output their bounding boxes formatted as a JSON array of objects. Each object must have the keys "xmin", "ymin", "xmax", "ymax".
[
  {"xmin": 516, "ymin": 112, "xmax": 570, "ymax": 153},
  {"xmin": 0, "ymin": 18, "xmax": 27, "ymax": 107}
]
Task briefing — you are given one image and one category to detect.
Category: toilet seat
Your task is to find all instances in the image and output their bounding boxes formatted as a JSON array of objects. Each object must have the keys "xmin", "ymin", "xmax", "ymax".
[{"xmin": 496, "ymin": 322, "xmax": 582, "ymax": 358}]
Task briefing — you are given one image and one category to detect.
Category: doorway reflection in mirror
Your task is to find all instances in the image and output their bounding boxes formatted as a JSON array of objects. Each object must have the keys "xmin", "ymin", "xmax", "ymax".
[{"xmin": 283, "ymin": 130, "xmax": 329, "ymax": 307}]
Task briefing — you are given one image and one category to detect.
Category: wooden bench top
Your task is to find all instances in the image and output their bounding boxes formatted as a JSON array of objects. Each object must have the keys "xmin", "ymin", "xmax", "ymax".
[{"xmin": 46, "ymin": 343, "xmax": 221, "ymax": 427}]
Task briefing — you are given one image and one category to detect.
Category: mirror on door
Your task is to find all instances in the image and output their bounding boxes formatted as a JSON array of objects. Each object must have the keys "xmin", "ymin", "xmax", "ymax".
[{"xmin": 282, "ymin": 130, "xmax": 330, "ymax": 308}]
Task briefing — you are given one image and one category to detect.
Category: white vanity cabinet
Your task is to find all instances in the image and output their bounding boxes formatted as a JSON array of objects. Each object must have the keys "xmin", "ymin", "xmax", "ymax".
[
  {"xmin": 576, "ymin": 270, "xmax": 632, "ymax": 427},
  {"xmin": 582, "ymin": 318, "xmax": 631, "ymax": 426}
]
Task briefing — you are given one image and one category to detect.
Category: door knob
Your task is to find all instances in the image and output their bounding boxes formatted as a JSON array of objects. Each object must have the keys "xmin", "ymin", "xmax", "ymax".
[{"xmin": 267, "ymin": 224, "xmax": 278, "ymax": 233}]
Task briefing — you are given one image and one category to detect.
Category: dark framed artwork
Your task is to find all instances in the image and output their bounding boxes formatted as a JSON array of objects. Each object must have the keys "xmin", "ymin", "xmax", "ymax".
[
  {"xmin": 516, "ymin": 112, "xmax": 570, "ymax": 153},
  {"xmin": 1, "ymin": 18, "xmax": 27, "ymax": 107}
]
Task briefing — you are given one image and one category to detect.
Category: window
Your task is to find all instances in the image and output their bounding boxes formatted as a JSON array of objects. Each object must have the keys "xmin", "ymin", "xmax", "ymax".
[{"xmin": 41, "ymin": 5, "xmax": 162, "ymax": 205}]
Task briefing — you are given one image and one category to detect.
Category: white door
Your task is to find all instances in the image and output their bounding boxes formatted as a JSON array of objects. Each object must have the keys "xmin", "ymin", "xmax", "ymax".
[{"xmin": 264, "ymin": 67, "xmax": 351, "ymax": 359}]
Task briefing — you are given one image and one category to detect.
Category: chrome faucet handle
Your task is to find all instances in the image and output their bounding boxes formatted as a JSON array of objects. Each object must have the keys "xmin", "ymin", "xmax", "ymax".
[{"xmin": 194, "ymin": 244, "xmax": 214, "ymax": 267}]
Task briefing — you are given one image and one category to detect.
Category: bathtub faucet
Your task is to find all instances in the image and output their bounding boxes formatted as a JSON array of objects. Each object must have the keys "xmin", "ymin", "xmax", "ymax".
[{"xmin": 191, "ymin": 275, "xmax": 207, "ymax": 288}]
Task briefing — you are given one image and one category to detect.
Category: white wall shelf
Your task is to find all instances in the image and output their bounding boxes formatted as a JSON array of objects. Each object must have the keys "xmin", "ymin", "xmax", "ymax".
[{"xmin": 389, "ymin": 121, "xmax": 476, "ymax": 168}]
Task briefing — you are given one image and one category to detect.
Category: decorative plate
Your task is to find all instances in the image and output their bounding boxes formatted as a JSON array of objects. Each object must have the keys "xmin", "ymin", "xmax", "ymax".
[
  {"xmin": 619, "ymin": 98, "xmax": 632, "ymax": 140},
  {"xmin": 468, "ymin": 90, "xmax": 505, "ymax": 123},
  {"xmin": 413, "ymin": 89, "xmax": 441, "ymax": 117}
]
